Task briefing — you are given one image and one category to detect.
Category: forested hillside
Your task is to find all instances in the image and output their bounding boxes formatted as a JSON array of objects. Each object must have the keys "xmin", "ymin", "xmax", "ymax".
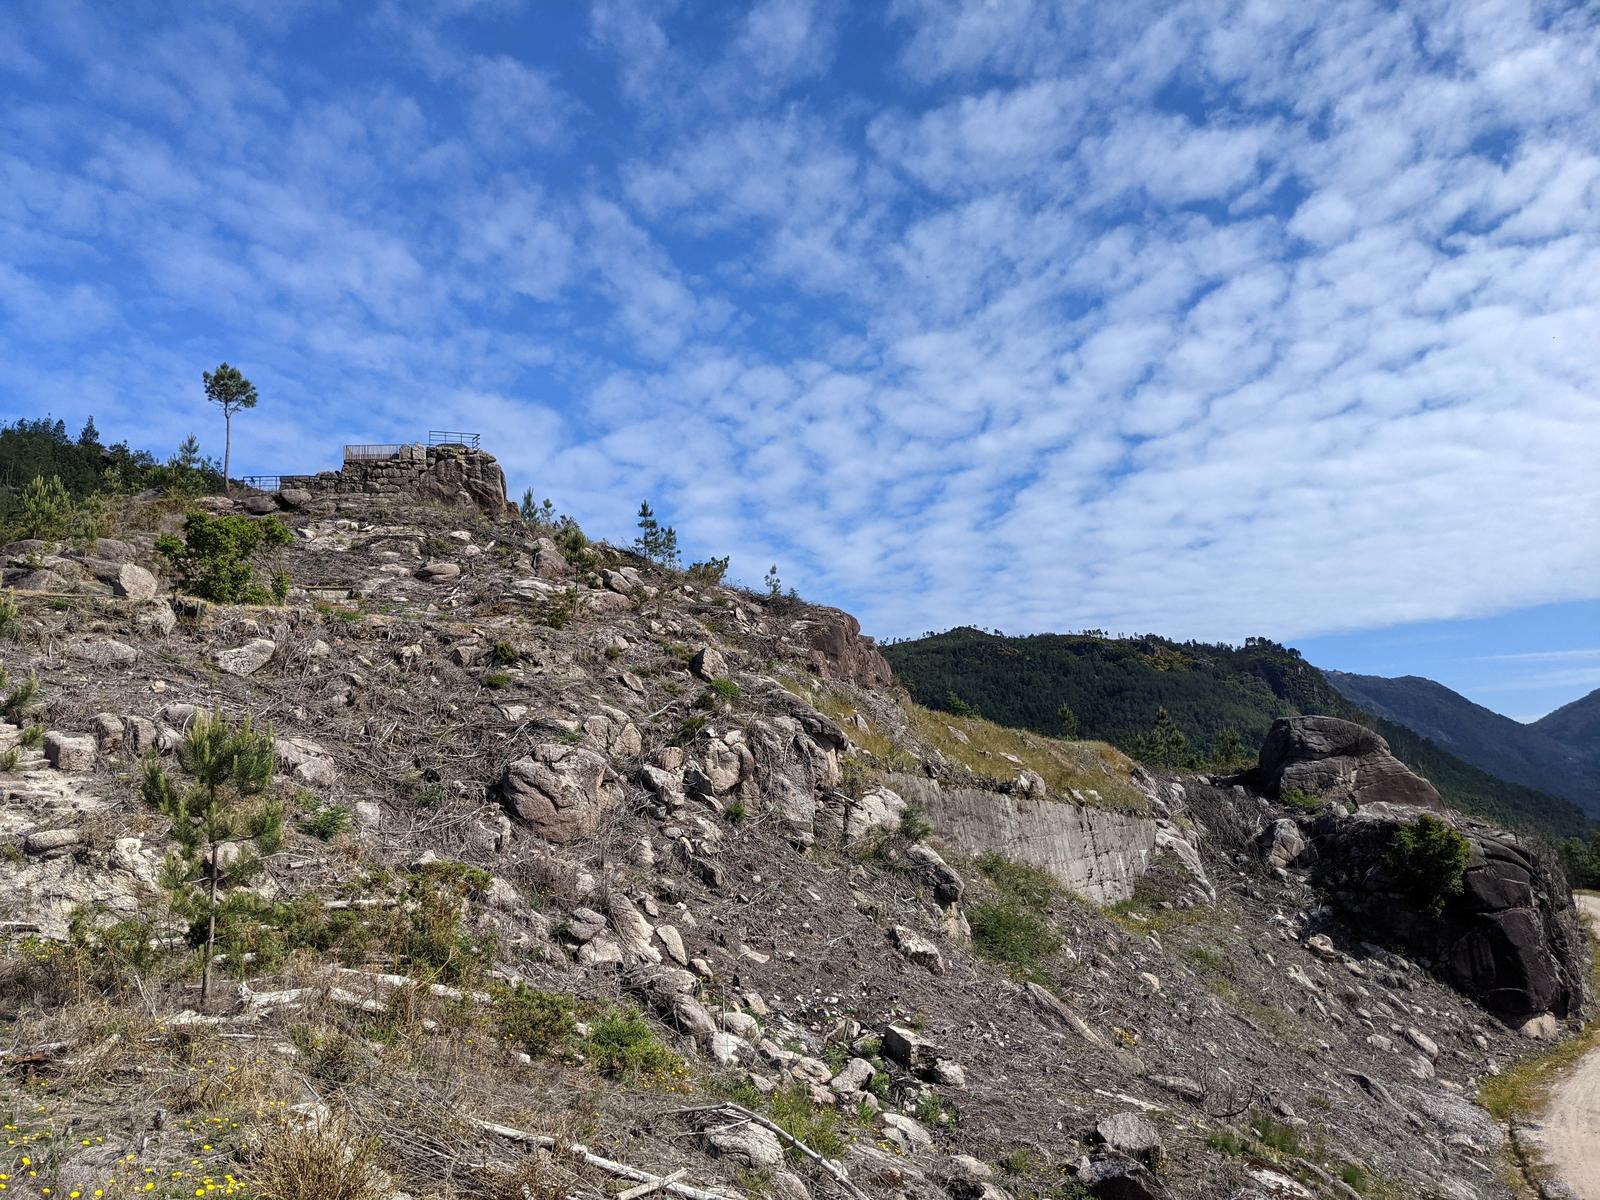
[{"xmin": 883, "ymin": 627, "xmax": 1594, "ymax": 841}]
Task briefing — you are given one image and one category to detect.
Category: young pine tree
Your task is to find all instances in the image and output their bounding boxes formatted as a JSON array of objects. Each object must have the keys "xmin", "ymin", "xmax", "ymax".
[
  {"xmin": 143, "ymin": 710, "xmax": 282, "ymax": 1005},
  {"xmin": 634, "ymin": 500, "xmax": 680, "ymax": 568}
]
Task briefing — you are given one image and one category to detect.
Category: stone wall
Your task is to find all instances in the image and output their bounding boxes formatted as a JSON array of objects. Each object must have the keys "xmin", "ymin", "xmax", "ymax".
[
  {"xmin": 889, "ymin": 773, "xmax": 1158, "ymax": 904},
  {"xmin": 280, "ymin": 443, "xmax": 513, "ymax": 516}
]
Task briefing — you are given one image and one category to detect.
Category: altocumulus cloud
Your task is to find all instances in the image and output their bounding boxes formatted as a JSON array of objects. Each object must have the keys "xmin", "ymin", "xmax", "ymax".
[{"xmin": 0, "ymin": 0, "xmax": 1596, "ymax": 643}]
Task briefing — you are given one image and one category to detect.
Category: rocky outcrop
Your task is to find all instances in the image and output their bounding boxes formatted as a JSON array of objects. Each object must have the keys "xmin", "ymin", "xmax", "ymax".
[
  {"xmin": 793, "ymin": 607, "xmax": 893, "ymax": 688},
  {"xmin": 1304, "ymin": 806, "xmax": 1586, "ymax": 1021},
  {"xmin": 1255, "ymin": 715, "xmax": 1441, "ymax": 810},
  {"xmin": 498, "ymin": 744, "xmax": 623, "ymax": 844},
  {"xmin": 280, "ymin": 443, "xmax": 515, "ymax": 517},
  {"xmin": 891, "ymin": 774, "xmax": 1157, "ymax": 904}
]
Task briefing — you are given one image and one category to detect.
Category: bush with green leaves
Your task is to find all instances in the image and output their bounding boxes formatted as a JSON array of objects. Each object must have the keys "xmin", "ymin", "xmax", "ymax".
[
  {"xmin": 299, "ymin": 804, "xmax": 352, "ymax": 842},
  {"xmin": 142, "ymin": 709, "xmax": 283, "ymax": 1003},
  {"xmin": 532, "ymin": 586, "xmax": 579, "ymax": 629},
  {"xmin": 585, "ymin": 1007, "xmax": 681, "ymax": 1083},
  {"xmin": 969, "ymin": 852, "xmax": 1062, "ymax": 974},
  {"xmin": 494, "ymin": 985, "xmax": 580, "ymax": 1058},
  {"xmin": 2, "ymin": 667, "xmax": 41, "ymax": 722},
  {"xmin": 155, "ymin": 510, "xmax": 292, "ymax": 603},
  {"xmin": 686, "ymin": 556, "xmax": 730, "ymax": 585},
  {"xmin": 11, "ymin": 474, "xmax": 71, "ymax": 539},
  {"xmin": 0, "ymin": 588, "xmax": 19, "ymax": 639},
  {"xmin": 634, "ymin": 501, "xmax": 679, "ymax": 569},
  {"xmin": 1384, "ymin": 813, "xmax": 1472, "ymax": 916}
]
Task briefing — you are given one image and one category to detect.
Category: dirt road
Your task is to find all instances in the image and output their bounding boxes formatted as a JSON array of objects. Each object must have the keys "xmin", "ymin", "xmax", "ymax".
[{"xmin": 1534, "ymin": 893, "xmax": 1600, "ymax": 1198}]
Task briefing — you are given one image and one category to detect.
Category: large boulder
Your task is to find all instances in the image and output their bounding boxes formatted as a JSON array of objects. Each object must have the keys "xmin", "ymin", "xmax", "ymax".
[
  {"xmin": 1306, "ymin": 806, "xmax": 1586, "ymax": 1022},
  {"xmin": 497, "ymin": 744, "xmax": 622, "ymax": 844},
  {"xmin": 1255, "ymin": 716, "xmax": 1441, "ymax": 811},
  {"xmin": 793, "ymin": 607, "xmax": 893, "ymax": 688}
]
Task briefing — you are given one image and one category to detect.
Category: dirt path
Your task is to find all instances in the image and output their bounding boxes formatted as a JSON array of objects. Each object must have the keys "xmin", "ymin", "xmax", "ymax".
[{"xmin": 1534, "ymin": 893, "xmax": 1600, "ymax": 1199}]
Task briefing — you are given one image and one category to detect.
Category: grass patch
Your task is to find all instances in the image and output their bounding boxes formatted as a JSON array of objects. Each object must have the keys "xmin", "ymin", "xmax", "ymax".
[
  {"xmin": 969, "ymin": 852, "xmax": 1063, "ymax": 975},
  {"xmin": 585, "ymin": 1007, "xmax": 683, "ymax": 1085},
  {"xmin": 905, "ymin": 703, "xmax": 1147, "ymax": 811}
]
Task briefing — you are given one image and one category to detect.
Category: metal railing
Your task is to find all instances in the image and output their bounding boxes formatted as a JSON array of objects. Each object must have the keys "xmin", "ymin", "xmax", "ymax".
[
  {"xmin": 238, "ymin": 475, "xmax": 283, "ymax": 491},
  {"xmin": 428, "ymin": 430, "xmax": 480, "ymax": 449},
  {"xmin": 344, "ymin": 443, "xmax": 405, "ymax": 462}
]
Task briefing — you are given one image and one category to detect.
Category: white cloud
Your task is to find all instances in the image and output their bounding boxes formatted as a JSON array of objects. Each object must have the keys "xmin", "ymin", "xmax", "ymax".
[{"xmin": 2, "ymin": 0, "xmax": 1598, "ymax": 664}]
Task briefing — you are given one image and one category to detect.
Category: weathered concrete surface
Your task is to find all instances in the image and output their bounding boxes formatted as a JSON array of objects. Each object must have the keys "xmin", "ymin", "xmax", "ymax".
[{"xmin": 889, "ymin": 774, "xmax": 1156, "ymax": 904}]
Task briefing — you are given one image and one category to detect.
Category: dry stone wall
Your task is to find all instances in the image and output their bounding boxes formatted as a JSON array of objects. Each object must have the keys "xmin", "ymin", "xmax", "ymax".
[{"xmin": 280, "ymin": 443, "xmax": 514, "ymax": 515}]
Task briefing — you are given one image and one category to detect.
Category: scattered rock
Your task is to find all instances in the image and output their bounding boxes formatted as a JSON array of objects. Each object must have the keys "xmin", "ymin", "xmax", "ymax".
[
  {"xmin": 416, "ymin": 560, "xmax": 461, "ymax": 584},
  {"xmin": 690, "ymin": 646, "xmax": 728, "ymax": 680},
  {"xmin": 1096, "ymin": 1113, "xmax": 1162, "ymax": 1162},
  {"xmin": 215, "ymin": 639, "xmax": 276, "ymax": 676},
  {"xmin": 702, "ymin": 1120, "xmax": 783, "ymax": 1170},
  {"xmin": 890, "ymin": 925, "xmax": 946, "ymax": 974},
  {"xmin": 498, "ymin": 745, "xmax": 621, "ymax": 844},
  {"xmin": 44, "ymin": 732, "xmax": 97, "ymax": 772}
]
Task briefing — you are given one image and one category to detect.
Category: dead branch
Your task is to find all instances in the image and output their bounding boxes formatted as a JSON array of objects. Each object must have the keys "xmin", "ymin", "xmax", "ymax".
[
  {"xmin": 665, "ymin": 1103, "xmax": 869, "ymax": 1200},
  {"xmin": 469, "ymin": 1116, "xmax": 740, "ymax": 1200}
]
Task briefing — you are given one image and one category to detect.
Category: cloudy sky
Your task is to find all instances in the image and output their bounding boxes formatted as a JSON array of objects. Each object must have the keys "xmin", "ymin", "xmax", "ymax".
[{"xmin": 2, "ymin": 0, "xmax": 1597, "ymax": 717}]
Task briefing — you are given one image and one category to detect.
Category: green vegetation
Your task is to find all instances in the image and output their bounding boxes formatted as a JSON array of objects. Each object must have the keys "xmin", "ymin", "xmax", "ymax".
[
  {"xmin": 298, "ymin": 804, "xmax": 352, "ymax": 842},
  {"xmin": 884, "ymin": 627, "xmax": 1592, "ymax": 839},
  {"xmin": 142, "ymin": 709, "xmax": 284, "ymax": 1003},
  {"xmin": 0, "ymin": 588, "xmax": 16, "ymax": 638},
  {"xmin": 3, "ymin": 667, "xmax": 41, "ymax": 721},
  {"xmin": 969, "ymin": 852, "xmax": 1063, "ymax": 975},
  {"xmin": 156, "ymin": 511, "xmax": 293, "ymax": 604},
  {"xmin": 494, "ymin": 984, "xmax": 580, "ymax": 1057},
  {"xmin": 531, "ymin": 585, "xmax": 580, "ymax": 629},
  {"xmin": 1384, "ymin": 814, "xmax": 1472, "ymax": 916},
  {"xmin": 634, "ymin": 499, "xmax": 680, "ymax": 569},
  {"xmin": 905, "ymin": 703, "xmax": 1146, "ymax": 810},
  {"xmin": 585, "ymin": 1007, "xmax": 682, "ymax": 1083}
]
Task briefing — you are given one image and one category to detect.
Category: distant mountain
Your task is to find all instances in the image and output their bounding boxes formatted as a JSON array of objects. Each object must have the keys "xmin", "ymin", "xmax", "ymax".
[
  {"xmin": 1534, "ymin": 688, "xmax": 1600, "ymax": 764},
  {"xmin": 882, "ymin": 628, "xmax": 1595, "ymax": 840},
  {"xmin": 1326, "ymin": 673, "xmax": 1599, "ymax": 816}
]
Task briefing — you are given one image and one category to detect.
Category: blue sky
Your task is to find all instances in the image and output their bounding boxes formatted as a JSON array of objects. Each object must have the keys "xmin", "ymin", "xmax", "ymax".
[{"xmin": 2, "ymin": 0, "xmax": 1597, "ymax": 720}]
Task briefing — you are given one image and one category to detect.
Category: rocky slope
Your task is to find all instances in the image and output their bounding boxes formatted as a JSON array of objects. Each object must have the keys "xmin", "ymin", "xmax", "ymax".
[{"xmin": 0, "ymin": 473, "xmax": 1591, "ymax": 1200}]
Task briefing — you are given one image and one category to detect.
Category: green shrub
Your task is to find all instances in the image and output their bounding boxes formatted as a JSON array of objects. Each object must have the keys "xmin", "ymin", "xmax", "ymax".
[
  {"xmin": 19, "ymin": 723, "xmax": 44, "ymax": 750},
  {"xmin": 975, "ymin": 853, "xmax": 1059, "ymax": 907},
  {"xmin": 969, "ymin": 853, "xmax": 1063, "ymax": 973},
  {"xmin": 685, "ymin": 556, "xmax": 730, "ymax": 585},
  {"xmin": 11, "ymin": 474, "xmax": 71, "ymax": 539},
  {"xmin": 490, "ymin": 640, "xmax": 518, "ymax": 666},
  {"xmin": 767, "ymin": 1083, "xmax": 847, "ymax": 1162},
  {"xmin": 1279, "ymin": 787, "xmax": 1322, "ymax": 813},
  {"xmin": 672, "ymin": 714, "xmax": 709, "ymax": 746},
  {"xmin": 0, "ymin": 589, "xmax": 17, "ymax": 639},
  {"xmin": 708, "ymin": 678, "xmax": 741, "ymax": 701},
  {"xmin": 970, "ymin": 901, "xmax": 1061, "ymax": 973},
  {"xmin": 299, "ymin": 805, "xmax": 352, "ymax": 842},
  {"xmin": 495, "ymin": 985, "xmax": 579, "ymax": 1058},
  {"xmin": 1385, "ymin": 814, "xmax": 1472, "ymax": 916},
  {"xmin": 155, "ymin": 511, "xmax": 292, "ymax": 604},
  {"xmin": 0, "ymin": 747, "xmax": 18, "ymax": 772},
  {"xmin": 532, "ymin": 586, "xmax": 579, "ymax": 629},
  {"xmin": 585, "ymin": 1008, "xmax": 680, "ymax": 1083},
  {"xmin": 1247, "ymin": 1111, "xmax": 1302, "ymax": 1155},
  {"xmin": 482, "ymin": 672, "xmax": 512, "ymax": 689},
  {"xmin": 3, "ymin": 669, "xmax": 40, "ymax": 721}
]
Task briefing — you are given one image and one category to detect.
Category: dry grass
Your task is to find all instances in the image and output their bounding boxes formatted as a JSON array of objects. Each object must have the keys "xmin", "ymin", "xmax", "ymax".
[
  {"xmin": 249, "ymin": 1117, "xmax": 383, "ymax": 1200},
  {"xmin": 905, "ymin": 703, "xmax": 1148, "ymax": 811}
]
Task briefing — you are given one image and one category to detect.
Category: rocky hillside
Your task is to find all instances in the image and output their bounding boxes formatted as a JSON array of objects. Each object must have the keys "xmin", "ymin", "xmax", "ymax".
[
  {"xmin": 883, "ymin": 628, "xmax": 1594, "ymax": 840},
  {"xmin": 0, "ymin": 463, "xmax": 1592, "ymax": 1200},
  {"xmin": 1327, "ymin": 672, "xmax": 1599, "ymax": 817}
]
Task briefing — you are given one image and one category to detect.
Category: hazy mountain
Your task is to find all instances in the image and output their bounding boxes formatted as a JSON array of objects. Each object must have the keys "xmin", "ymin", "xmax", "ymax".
[{"xmin": 1326, "ymin": 673, "xmax": 1599, "ymax": 817}]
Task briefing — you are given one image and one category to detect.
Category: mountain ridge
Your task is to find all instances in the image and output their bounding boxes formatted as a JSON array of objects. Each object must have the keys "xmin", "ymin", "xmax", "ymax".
[{"xmin": 1326, "ymin": 670, "xmax": 1599, "ymax": 816}]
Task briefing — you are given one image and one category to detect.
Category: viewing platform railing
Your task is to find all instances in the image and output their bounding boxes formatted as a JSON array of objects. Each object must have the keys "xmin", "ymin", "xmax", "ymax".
[{"xmin": 427, "ymin": 430, "xmax": 481, "ymax": 448}]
